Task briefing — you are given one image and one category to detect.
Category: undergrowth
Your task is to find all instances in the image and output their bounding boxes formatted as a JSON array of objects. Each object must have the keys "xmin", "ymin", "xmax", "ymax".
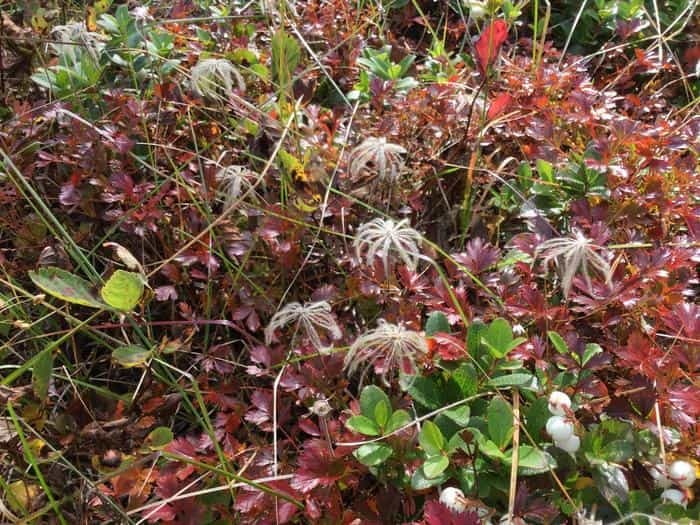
[{"xmin": 0, "ymin": 0, "xmax": 698, "ymax": 523}]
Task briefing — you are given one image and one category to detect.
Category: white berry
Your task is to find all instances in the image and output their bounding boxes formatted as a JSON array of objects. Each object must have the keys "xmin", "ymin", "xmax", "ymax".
[
  {"xmin": 548, "ymin": 391, "xmax": 572, "ymax": 416},
  {"xmin": 439, "ymin": 486, "xmax": 467, "ymax": 513},
  {"xmin": 660, "ymin": 488, "xmax": 688, "ymax": 506},
  {"xmin": 546, "ymin": 415, "xmax": 574, "ymax": 441},
  {"xmin": 649, "ymin": 464, "xmax": 672, "ymax": 489},
  {"xmin": 668, "ymin": 460, "xmax": 696, "ymax": 488},
  {"xmin": 555, "ymin": 434, "xmax": 580, "ymax": 453}
]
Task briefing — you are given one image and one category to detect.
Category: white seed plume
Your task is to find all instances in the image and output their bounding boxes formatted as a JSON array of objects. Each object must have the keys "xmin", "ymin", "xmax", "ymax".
[
  {"xmin": 439, "ymin": 487, "xmax": 467, "ymax": 513},
  {"xmin": 535, "ymin": 230, "xmax": 613, "ymax": 298},
  {"xmin": 354, "ymin": 217, "xmax": 424, "ymax": 276},
  {"xmin": 216, "ymin": 164, "xmax": 258, "ymax": 208},
  {"xmin": 191, "ymin": 58, "xmax": 245, "ymax": 102},
  {"xmin": 343, "ymin": 320, "xmax": 428, "ymax": 384},
  {"xmin": 348, "ymin": 137, "xmax": 407, "ymax": 183},
  {"xmin": 265, "ymin": 301, "xmax": 341, "ymax": 353}
]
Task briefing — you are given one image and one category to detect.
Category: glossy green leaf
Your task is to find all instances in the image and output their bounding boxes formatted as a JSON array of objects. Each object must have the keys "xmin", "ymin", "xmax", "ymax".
[
  {"xmin": 407, "ymin": 375, "xmax": 442, "ymax": 410},
  {"xmin": 354, "ymin": 443, "xmax": 393, "ymax": 466},
  {"xmin": 28, "ymin": 267, "xmax": 104, "ymax": 308},
  {"xmin": 419, "ymin": 421, "xmax": 445, "ymax": 455},
  {"xmin": 488, "ymin": 373, "xmax": 537, "ymax": 390},
  {"xmin": 385, "ymin": 409, "xmax": 411, "ymax": 434},
  {"xmin": 345, "ymin": 415, "xmax": 381, "ymax": 436},
  {"xmin": 547, "ymin": 331, "xmax": 569, "ymax": 355},
  {"xmin": 411, "ymin": 465, "xmax": 448, "ymax": 490},
  {"xmin": 423, "ymin": 454, "xmax": 449, "ymax": 478},
  {"xmin": 360, "ymin": 385, "xmax": 391, "ymax": 421},
  {"xmin": 100, "ymin": 270, "xmax": 144, "ymax": 311}
]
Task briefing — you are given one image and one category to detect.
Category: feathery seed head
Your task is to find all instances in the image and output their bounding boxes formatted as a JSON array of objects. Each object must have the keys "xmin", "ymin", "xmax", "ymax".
[
  {"xmin": 216, "ymin": 164, "xmax": 258, "ymax": 208},
  {"xmin": 535, "ymin": 230, "xmax": 613, "ymax": 298},
  {"xmin": 348, "ymin": 137, "xmax": 407, "ymax": 184},
  {"xmin": 265, "ymin": 301, "xmax": 341, "ymax": 353},
  {"xmin": 51, "ymin": 22, "xmax": 105, "ymax": 65},
  {"xmin": 191, "ymin": 58, "xmax": 245, "ymax": 102},
  {"xmin": 343, "ymin": 320, "xmax": 428, "ymax": 384},
  {"xmin": 354, "ymin": 217, "xmax": 423, "ymax": 276}
]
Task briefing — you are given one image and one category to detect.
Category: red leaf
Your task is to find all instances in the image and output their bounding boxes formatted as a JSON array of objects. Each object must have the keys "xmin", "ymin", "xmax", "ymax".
[
  {"xmin": 429, "ymin": 333, "xmax": 467, "ymax": 361},
  {"xmin": 424, "ymin": 500, "xmax": 480, "ymax": 525},
  {"xmin": 474, "ymin": 19, "xmax": 508, "ymax": 73},
  {"xmin": 291, "ymin": 439, "xmax": 350, "ymax": 493},
  {"xmin": 487, "ymin": 93, "xmax": 512, "ymax": 120}
]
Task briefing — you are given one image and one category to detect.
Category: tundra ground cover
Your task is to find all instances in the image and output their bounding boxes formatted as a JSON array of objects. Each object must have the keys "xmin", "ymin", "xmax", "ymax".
[{"xmin": 0, "ymin": 0, "xmax": 698, "ymax": 523}]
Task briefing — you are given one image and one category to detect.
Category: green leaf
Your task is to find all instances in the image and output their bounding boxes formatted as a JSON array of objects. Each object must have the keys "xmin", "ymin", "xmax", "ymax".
[
  {"xmin": 411, "ymin": 465, "xmax": 448, "ymax": 490},
  {"xmin": 536, "ymin": 158, "xmax": 554, "ymax": 182},
  {"xmin": 407, "ymin": 375, "xmax": 442, "ymax": 410},
  {"xmin": 487, "ymin": 398, "xmax": 513, "ymax": 449},
  {"xmin": 373, "ymin": 399, "xmax": 391, "ymax": 429},
  {"xmin": 360, "ymin": 385, "xmax": 391, "ymax": 421},
  {"xmin": 100, "ymin": 270, "xmax": 144, "ymax": 311},
  {"xmin": 451, "ymin": 363, "xmax": 478, "ymax": 397},
  {"xmin": 425, "ymin": 311, "xmax": 449, "ymax": 336},
  {"xmin": 385, "ymin": 409, "xmax": 411, "ymax": 434},
  {"xmin": 481, "ymin": 318, "xmax": 524, "ymax": 358},
  {"xmin": 354, "ymin": 443, "xmax": 393, "ymax": 466},
  {"xmin": 602, "ymin": 440, "xmax": 635, "ymax": 462},
  {"xmin": 443, "ymin": 405, "xmax": 470, "ymax": 427},
  {"xmin": 582, "ymin": 343, "xmax": 603, "ymax": 366},
  {"xmin": 512, "ymin": 445, "xmax": 555, "ymax": 475},
  {"xmin": 271, "ymin": 29, "xmax": 300, "ymax": 90},
  {"xmin": 423, "ymin": 455, "xmax": 449, "ymax": 478},
  {"xmin": 28, "ymin": 267, "xmax": 105, "ymax": 308},
  {"xmin": 488, "ymin": 373, "xmax": 537, "ymax": 390},
  {"xmin": 594, "ymin": 462, "xmax": 629, "ymax": 503},
  {"xmin": 478, "ymin": 438, "xmax": 507, "ymax": 460},
  {"xmin": 32, "ymin": 348, "xmax": 53, "ymax": 399},
  {"xmin": 147, "ymin": 427, "xmax": 173, "ymax": 449},
  {"xmin": 466, "ymin": 321, "xmax": 485, "ymax": 355},
  {"xmin": 419, "ymin": 421, "xmax": 446, "ymax": 455},
  {"xmin": 525, "ymin": 397, "xmax": 550, "ymax": 438},
  {"xmin": 112, "ymin": 345, "xmax": 152, "ymax": 368},
  {"xmin": 346, "ymin": 415, "xmax": 381, "ymax": 436},
  {"xmin": 547, "ymin": 331, "xmax": 569, "ymax": 355}
]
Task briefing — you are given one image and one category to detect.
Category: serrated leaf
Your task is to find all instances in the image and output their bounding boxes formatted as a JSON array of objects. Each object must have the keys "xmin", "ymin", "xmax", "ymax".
[
  {"xmin": 112, "ymin": 345, "xmax": 151, "ymax": 368},
  {"xmin": 354, "ymin": 442, "xmax": 393, "ymax": 466},
  {"xmin": 100, "ymin": 270, "xmax": 144, "ymax": 311},
  {"xmin": 419, "ymin": 421, "xmax": 446, "ymax": 455},
  {"xmin": 547, "ymin": 331, "xmax": 569, "ymax": 355},
  {"xmin": 385, "ymin": 409, "xmax": 411, "ymax": 434},
  {"xmin": 487, "ymin": 397, "xmax": 513, "ymax": 449},
  {"xmin": 425, "ymin": 311, "xmax": 449, "ymax": 336},
  {"xmin": 407, "ymin": 375, "xmax": 443, "ymax": 410},
  {"xmin": 467, "ymin": 321, "xmax": 485, "ymax": 355},
  {"xmin": 360, "ymin": 385, "xmax": 391, "ymax": 421},
  {"xmin": 28, "ymin": 267, "xmax": 105, "ymax": 308},
  {"xmin": 451, "ymin": 363, "xmax": 478, "ymax": 397},
  {"xmin": 423, "ymin": 454, "xmax": 449, "ymax": 478}
]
